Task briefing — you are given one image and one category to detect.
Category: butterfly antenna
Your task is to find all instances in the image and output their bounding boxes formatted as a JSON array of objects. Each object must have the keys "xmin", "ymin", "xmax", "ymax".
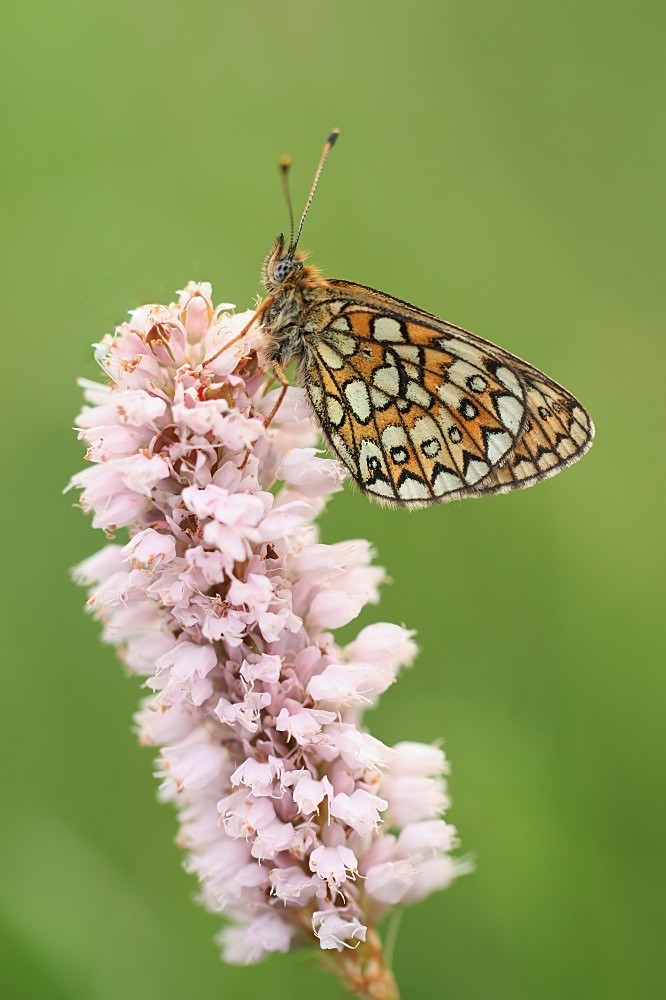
[
  {"xmin": 279, "ymin": 155, "xmax": 295, "ymax": 250},
  {"xmin": 291, "ymin": 127, "xmax": 340, "ymax": 252}
]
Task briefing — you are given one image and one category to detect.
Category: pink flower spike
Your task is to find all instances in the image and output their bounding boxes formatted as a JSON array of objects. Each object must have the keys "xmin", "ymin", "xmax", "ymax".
[{"xmin": 71, "ymin": 282, "xmax": 466, "ymax": 996}]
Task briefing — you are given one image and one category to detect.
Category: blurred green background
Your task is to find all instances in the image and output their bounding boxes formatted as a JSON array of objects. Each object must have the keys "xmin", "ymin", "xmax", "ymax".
[{"xmin": 1, "ymin": 1, "xmax": 663, "ymax": 997}]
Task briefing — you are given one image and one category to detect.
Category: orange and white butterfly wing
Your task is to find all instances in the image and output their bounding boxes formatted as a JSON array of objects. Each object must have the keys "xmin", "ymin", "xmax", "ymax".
[
  {"xmin": 479, "ymin": 373, "xmax": 594, "ymax": 494},
  {"xmin": 300, "ymin": 281, "xmax": 594, "ymax": 506}
]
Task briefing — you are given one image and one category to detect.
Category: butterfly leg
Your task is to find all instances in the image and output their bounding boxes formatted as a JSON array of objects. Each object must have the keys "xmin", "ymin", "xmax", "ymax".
[
  {"xmin": 238, "ymin": 365, "xmax": 289, "ymax": 472},
  {"xmin": 263, "ymin": 363, "xmax": 290, "ymax": 428},
  {"xmin": 203, "ymin": 296, "xmax": 274, "ymax": 367}
]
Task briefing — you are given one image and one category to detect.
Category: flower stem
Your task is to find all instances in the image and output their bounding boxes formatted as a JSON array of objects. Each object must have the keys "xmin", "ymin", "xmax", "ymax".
[{"xmin": 325, "ymin": 927, "xmax": 400, "ymax": 1000}]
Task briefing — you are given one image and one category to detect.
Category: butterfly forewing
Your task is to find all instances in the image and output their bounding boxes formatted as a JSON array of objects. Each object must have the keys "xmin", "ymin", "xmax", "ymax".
[{"xmin": 300, "ymin": 284, "xmax": 594, "ymax": 506}]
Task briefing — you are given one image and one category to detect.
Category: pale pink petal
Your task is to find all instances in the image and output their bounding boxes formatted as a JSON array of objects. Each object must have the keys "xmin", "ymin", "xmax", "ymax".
[
  {"xmin": 292, "ymin": 774, "xmax": 334, "ymax": 816},
  {"xmin": 251, "ymin": 818, "xmax": 297, "ymax": 860},
  {"xmin": 276, "ymin": 447, "xmax": 345, "ymax": 497},
  {"xmin": 382, "ymin": 776, "xmax": 449, "ymax": 827},
  {"xmin": 329, "ymin": 789, "xmax": 388, "ymax": 834},
  {"xmin": 258, "ymin": 499, "xmax": 313, "ymax": 540},
  {"xmin": 214, "ymin": 692, "xmax": 271, "ymax": 734},
  {"xmin": 119, "ymin": 453, "xmax": 171, "ymax": 495},
  {"xmin": 307, "ymin": 659, "xmax": 398, "ymax": 705},
  {"xmin": 135, "ymin": 702, "xmax": 198, "ymax": 745},
  {"xmin": 322, "ymin": 724, "xmax": 393, "ymax": 772},
  {"xmin": 275, "ymin": 707, "xmax": 337, "ymax": 746},
  {"xmin": 345, "ymin": 622, "xmax": 418, "ymax": 671},
  {"xmin": 239, "ymin": 653, "xmax": 282, "ymax": 685},
  {"xmin": 293, "ymin": 539, "xmax": 374, "ymax": 582},
  {"xmin": 270, "ymin": 866, "xmax": 320, "ymax": 905},
  {"xmin": 364, "ymin": 859, "xmax": 415, "ymax": 905},
  {"xmin": 312, "ymin": 910, "xmax": 367, "ymax": 951},
  {"xmin": 220, "ymin": 912, "xmax": 295, "ymax": 964},
  {"xmin": 230, "ymin": 756, "xmax": 283, "ymax": 795},
  {"xmin": 309, "ymin": 845, "xmax": 358, "ymax": 888},
  {"xmin": 307, "ymin": 589, "xmax": 369, "ymax": 629},
  {"xmin": 123, "ymin": 528, "xmax": 177, "ymax": 568},
  {"xmin": 390, "ymin": 741, "xmax": 449, "ymax": 777},
  {"xmin": 160, "ymin": 732, "xmax": 227, "ymax": 791},
  {"xmin": 72, "ymin": 544, "xmax": 125, "ymax": 585},
  {"xmin": 156, "ymin": 641, "xmax": 217, "ymax": 682},
  {"xmin": 395, "ymin": 820, "xmax": 458, "ymax": 859},
  {"xmin": 401, "ymin": 856, "xmax": 463, "ymax": 904}
]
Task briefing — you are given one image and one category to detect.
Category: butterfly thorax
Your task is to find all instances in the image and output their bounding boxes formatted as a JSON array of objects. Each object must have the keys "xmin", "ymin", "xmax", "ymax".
[{"xmin": 261, "ymin": 235, "xmax": 332, "ymax": 372}]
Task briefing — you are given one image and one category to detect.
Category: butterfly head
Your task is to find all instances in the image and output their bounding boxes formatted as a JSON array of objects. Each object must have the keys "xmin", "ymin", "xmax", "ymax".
[
  {"xmin": 262, "ymin": 234, "xmax": 305, "ymax": 291},
  {"xmin": 273, "ymin": 255, "xmax": 297, "ymax": 283}
]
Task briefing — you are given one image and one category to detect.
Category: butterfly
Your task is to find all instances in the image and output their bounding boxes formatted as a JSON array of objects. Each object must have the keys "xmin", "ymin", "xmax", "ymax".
[{"xmin": 255, "ymin": 129, "xmax": 594, "ymax": 508}]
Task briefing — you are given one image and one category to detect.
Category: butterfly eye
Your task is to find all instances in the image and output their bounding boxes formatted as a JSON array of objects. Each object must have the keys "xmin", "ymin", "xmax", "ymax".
[{"xmin": 274, "ymin": 256, "xmax": 296, "ymax": 282}]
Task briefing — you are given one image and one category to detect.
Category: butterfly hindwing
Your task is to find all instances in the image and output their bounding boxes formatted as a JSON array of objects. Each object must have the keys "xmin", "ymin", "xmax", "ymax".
[{"xmin": 480, "ymin": 374, "xmax": 594, "ymax": 494}]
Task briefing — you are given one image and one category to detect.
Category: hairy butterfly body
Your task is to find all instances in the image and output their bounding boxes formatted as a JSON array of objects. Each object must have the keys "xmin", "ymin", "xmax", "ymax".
[{"xmin": 259, "ymin": 130, "xmax": 594, "ymax": 508}]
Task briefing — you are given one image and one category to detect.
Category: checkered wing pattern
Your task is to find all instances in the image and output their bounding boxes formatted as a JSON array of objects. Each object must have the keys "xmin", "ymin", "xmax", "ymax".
[{"xmin": 302, "ymin": 287, "xmax": 594, "ymax": 506}]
